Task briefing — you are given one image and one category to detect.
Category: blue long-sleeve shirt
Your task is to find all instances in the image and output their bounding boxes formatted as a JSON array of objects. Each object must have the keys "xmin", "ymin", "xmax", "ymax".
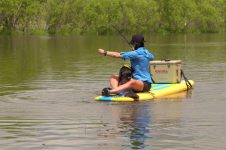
[{"xmin": 120, "ymin": 47, "xmax": 154, "ymax": 83}]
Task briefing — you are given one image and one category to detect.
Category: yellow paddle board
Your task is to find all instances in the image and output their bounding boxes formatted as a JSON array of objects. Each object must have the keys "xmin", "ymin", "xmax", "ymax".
[{"xmin": 95, "ymin": 80, "xmax": 194, "ymax": 102}]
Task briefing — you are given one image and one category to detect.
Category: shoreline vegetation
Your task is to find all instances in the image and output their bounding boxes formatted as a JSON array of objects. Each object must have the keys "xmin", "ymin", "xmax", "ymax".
[{"xmin": 0, "ymin": 0, "xmax": 226, "ymax": 35}]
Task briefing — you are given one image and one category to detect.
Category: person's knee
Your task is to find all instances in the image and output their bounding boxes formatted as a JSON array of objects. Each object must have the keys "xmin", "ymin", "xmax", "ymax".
[
  {"xmin": 110, "ymin": 75, "xmax": 118, "ymax": 80},
  {"xmin": 110, "ymin": 75, "xmax": 119, "ymax": 89}
]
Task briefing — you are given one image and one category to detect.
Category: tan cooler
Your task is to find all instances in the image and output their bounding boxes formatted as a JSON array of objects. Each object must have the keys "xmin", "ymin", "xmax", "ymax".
[{"xmin": 150, "ymin": 60, "xmax": 182, "ymax": 83}]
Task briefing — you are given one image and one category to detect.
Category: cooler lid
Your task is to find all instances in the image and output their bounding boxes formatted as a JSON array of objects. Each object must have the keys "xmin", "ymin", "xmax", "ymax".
[{"xmin": 150, "ymin": 60, "xmax": 181, "ymax": 64}]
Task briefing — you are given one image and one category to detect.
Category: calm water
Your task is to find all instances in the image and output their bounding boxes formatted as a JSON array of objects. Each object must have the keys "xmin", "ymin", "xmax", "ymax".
[{"xmin": 0, "ymin": 34, "xmax": 226, "ymax": 150}]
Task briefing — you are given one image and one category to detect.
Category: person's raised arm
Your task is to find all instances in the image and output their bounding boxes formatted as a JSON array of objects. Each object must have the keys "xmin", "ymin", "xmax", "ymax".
[{"xmin": 98, "ymin": 48, "xmax": 122, "ymax": 58}]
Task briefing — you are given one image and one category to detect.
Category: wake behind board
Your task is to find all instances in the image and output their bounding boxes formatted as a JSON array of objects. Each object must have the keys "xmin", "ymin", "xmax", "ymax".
[{"xmin": 95, "ymin": 80, "xmax": 194, "ymax": 102}]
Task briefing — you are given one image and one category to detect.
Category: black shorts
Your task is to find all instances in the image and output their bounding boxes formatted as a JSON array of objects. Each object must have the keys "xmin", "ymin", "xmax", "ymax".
[{"xmin": 142, "ymin": 81, "xmax": 151, "ymax": 92}]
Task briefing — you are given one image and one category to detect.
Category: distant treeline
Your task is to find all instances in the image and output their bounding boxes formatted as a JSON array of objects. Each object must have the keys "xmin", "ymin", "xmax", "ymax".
[{"xmin": 0, "ymin": 0, "xmax": 226, "ymax": 35}]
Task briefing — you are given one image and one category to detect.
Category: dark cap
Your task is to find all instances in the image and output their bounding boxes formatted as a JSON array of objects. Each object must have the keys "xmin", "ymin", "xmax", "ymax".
[{"xmin": 129, "ymin": 34, "xmax": 145, "ymax": 44}]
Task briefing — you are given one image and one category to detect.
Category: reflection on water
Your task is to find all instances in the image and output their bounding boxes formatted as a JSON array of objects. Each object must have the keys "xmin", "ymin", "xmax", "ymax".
[
  {"xmin": 0, "ymin": 34, "xmax": 226, "ymax": 149},
  {"xmin": 117, "ymin": 104, "xmax": 151, "ymax": 149}
]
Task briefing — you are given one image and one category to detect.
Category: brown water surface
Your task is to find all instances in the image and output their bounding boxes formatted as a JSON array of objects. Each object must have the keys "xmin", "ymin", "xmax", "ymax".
[{"xmin": 0, "ymin": 34, "xmax": 226, "ymax": 149}]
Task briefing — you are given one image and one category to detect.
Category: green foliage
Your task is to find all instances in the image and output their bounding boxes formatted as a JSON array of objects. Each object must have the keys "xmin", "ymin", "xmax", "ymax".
[
  {"xmin": 0, "ymin": 0, "xmax": 226, "ymax": 35},
  {"xmin": 0, "ymin": 0, "xmax": 45, "ymax": 34},
  {"xmin": 194, "ymin": 0, "xmax": 225, "ymax": 32}
]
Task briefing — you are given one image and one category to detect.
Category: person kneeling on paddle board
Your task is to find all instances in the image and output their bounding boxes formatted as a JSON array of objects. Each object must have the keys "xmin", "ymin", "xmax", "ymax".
[{"xmin": 98, "ymin": 34, "xmax": 154, "ymax": 97}]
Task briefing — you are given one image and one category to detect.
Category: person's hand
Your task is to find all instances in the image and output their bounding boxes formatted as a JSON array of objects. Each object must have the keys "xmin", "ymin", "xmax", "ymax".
[{"xmin": 98, "ymin": 48, "xmax": 106, "ymax": 55}]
